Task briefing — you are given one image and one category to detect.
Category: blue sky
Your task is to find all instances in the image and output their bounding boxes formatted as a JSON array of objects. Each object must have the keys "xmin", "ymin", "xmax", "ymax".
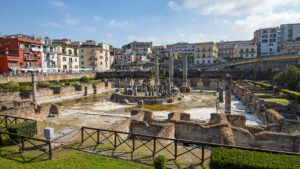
[{"xmin": 1, "ymin": 0, "xmax": 300, "ymax": 47}]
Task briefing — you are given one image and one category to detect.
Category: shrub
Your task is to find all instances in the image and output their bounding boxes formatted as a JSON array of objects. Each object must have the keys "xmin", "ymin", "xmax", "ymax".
[
  {"xmin": 210, "ymin": 147, "xmax": 300, "ymax": 169},
  {"xmin": 154, "ymin": 155, "xmax": 166, "ymax": 169},
  {"xmin": 281, "ymin": 89, "xmax": 300, "ymax": 103},
  {"xmin": 273, "ymin": 65, "xmax": 300, "ymax": 90},
  {"xmin": 7, "ymin": 121, "xmax": 37, "ymax": 143},
  {"xmin": 79, "ymin": 76, "xmax": 89, "ymax": 83},
  {"xmin": 37, "ymin": 81, "xmax": 51, "ymax": 88}
]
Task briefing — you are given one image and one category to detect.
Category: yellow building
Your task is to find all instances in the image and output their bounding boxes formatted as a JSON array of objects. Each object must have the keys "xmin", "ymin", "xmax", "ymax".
[
  {"xmin": 79, "ymin": 40, "xmax": 111, "ymax": 71},
  {"xmin": 281, "ymin": 41, "xmax": 300, "ymax": 55},
  {"xmin": 53, "ymin": 39, "xmax": 80, "ymax": 72},
  {"xmin": 194, "ymin": 42, "xmax": 218, "ymax": 65},
  {"xmin": 233, "ymin": 44, "xmax": 257, "ymax": 58},
  {"xmin": 152, "ymin": 45, "xmax": 166, "ymax": 55}
]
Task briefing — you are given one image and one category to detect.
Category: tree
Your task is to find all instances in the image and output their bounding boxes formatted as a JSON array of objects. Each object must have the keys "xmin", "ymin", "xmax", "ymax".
[{"xmin": 273, "ymin": 65, "xmax": 300, "ymax": 90}]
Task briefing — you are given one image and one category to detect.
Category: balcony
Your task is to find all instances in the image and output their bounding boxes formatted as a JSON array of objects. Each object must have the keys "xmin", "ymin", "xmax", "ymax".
[{"xmin": 25, "ymin": 56, "xmax": 40, "ymax": 61}]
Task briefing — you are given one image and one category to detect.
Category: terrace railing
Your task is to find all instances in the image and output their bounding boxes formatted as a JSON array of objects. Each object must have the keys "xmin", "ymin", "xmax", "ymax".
[{"xmin": 80, "ymin": 126, "xmax": 300, "ymax": 167}]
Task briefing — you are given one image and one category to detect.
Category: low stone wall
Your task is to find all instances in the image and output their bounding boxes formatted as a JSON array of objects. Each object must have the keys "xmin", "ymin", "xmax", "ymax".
[
  {"xmin": 0, "ymin": 82, "xmax": 113, "ymax": 102},
  {"xmin": 0, "ymin": 73, "xmax": 96, "ymax": 84}
]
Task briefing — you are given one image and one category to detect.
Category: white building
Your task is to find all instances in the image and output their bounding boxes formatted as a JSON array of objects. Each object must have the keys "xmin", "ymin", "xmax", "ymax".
[{"xmin": 40, "ymin": 37, "xmax": 58, "ymax": 73}]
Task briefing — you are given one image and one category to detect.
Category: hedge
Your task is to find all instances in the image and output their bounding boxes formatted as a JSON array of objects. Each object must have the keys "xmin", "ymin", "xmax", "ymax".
[
  {"xmin": 7, "ymin": 121, "xmax": 37, "ymax": 143},
  {"xmin": 281, "ymin": 89, "xmax": 300, "ymax": 103},
  {"xmin": 210, "ymin": 147, "xmax": 300, "ymax": 169},
  {"xmin": 154, "ymin": 155, "xmax": 166, "ymax": 169}
]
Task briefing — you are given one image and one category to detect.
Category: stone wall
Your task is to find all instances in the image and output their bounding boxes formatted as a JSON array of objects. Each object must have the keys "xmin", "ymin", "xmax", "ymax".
[{"xmin": 0, "ymin": 73, "xmax": 96, "ymax": 84}]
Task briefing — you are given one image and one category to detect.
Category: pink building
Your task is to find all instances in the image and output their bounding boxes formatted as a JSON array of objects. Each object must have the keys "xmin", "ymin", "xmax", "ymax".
[{"xmin": 217, "ymin": 39, "xmax": 255, "ymax": 58}]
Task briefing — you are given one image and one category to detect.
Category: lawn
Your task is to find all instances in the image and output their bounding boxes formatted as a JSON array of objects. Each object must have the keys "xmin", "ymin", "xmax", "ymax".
[
  {"xmin": 0, "ymin": 148, "xmax": 152, "ymax": 169},
  {"xmin": 262, "ymin": 98, "xmax": 291, "ymax": 105}
]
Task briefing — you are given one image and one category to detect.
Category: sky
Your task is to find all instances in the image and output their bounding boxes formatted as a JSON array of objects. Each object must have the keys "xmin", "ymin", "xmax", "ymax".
[{"xmin": 1, "ymin": 0, "xmax": 300, "ymax": 47}]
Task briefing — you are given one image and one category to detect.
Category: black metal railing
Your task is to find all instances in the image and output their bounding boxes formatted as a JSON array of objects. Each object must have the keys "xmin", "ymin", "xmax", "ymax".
[
  {"xmin": 0, "ymin": 115, "xmax": 37, "ymax": 129},
  {"xmin": 80, "ymin": 126, "xmax": 300, "ymax": 167}
]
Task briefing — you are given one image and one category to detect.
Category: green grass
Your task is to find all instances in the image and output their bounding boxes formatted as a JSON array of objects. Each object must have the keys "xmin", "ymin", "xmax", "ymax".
[
  {"xmin": 0, "ymin": 148, "xmax": 152, "ymax": 169},
  {"xmin": 262, "ymin": 98, "xmax": 291, "ymax": 105}
]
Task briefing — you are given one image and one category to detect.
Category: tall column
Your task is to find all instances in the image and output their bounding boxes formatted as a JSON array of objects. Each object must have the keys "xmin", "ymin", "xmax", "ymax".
[
  {"xmin": 124, "ymin": 78, "xmax": 127, "ymax": 94},
  {"xmin": 169, "ymin": 56, "xmax": 174, "ymax": 87},
  {"xmin": 31, "ymin": 72, "xmax": 37, "ymax": 103},
  {"xmin": 225, "ymin": 74, "xmax": 232, "ymax": 114},
  {"xmin": 183, "ymin": 55, "xmax": 188, "ymax": 87},
  {"xmin": 155, "ymin": 55, "xmax": 159, "ymax": 86}
]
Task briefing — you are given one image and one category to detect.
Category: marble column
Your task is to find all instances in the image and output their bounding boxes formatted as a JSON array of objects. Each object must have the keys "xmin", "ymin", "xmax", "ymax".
[
  {"xmin": 183, "ymin": 55, "xmax": 188, "ymax": 87},
  {"xmin": 124, "ymin": 78, "xmax": 127, "ymax": 94},
  {"xmin": 225, "ymin": 74, "xmax": 232, "ymax": 114},
  {"xmin": 169, "ymin": 56, "xmax": 174, "ymax": 88},
  {"xmin": 155, "ymin": 55, "xmax": 159, "ymax": 86},
  {"xmin": 31, "ymin": 72, "xmax": 37, "ymax": 103},
  {"xmin": 84, "ymin": 86, "xmax": 88, "ymax": 96}
]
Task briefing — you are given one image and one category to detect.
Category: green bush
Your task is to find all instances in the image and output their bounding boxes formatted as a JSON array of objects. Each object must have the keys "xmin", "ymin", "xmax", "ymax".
[
  {"xmin": 154, "ymin": 155, "xmax": 166, "ymax": 169},
  {"xmin": 79, "ymin": 76, "xmax": 90, "ymax": 83},
  {"xmin": 7, "ymin": 121, "xmax": 37, "ymax": 143},
  {"xmin": 37, "ymin": 81, "xmax": 51, "ymax": 88},
  {"xmin": 210, "ymin": 147, "xmax": 300, "ymax": 169}
]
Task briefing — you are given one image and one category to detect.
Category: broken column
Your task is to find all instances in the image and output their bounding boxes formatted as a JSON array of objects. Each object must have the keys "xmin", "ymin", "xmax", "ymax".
[
  {"xmin": 124, "ymin": 78, "xmax": 128, "ymax": 94},
  {"xmin": 155, "ymin": 55, "xmax": 159, "ymax": 86},
  {"xmin": 183, "ymin": 55, "xmax": 188, "ymax": 87},
  {"xmin": 169, "ymin": 56, "xmax": 174, "ymax": 88},
  {"xmin": 225, "ymin": 74, "xmax": 232, "ymax": 114},
  {"xmin": 93, "ymin": 83, "xmax": 97, "ymax": 94},
  {"xmin": 31, "ymin": 72, "xmax": 37, "ymax": 103},
  {"xmin": 84, "ymin": 86, "xmax": 88, "ymax": 96}
]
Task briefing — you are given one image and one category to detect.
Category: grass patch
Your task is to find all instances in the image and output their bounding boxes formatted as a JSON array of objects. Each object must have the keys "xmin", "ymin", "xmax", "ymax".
[
  {"xmin": 0, "ymin": 148, "xmax": 152, "ymax": 169},
  {"xmin": 262, "ymin": 98, "xmax": 291, "ymax": 105}
]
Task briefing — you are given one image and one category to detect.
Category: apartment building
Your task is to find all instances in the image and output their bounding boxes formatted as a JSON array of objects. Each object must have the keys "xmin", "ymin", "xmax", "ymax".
[
  {"xmin": 79, "ymin": 40, "xmax": 111, "ymax": 71},
  {"xmin": 115, "ymin": 54, "xmax": 135, "ymax": 65},
  {"xmin": 166, "ymin": 42, "xmax": 194, "ymax": 57},
  {"xmin": 233, "ymin": 44, "xmax": 257, "ymax": 58},
  {"xmin": 122, "ymin": 41, "xmax": 152, "ymax": 55},
  {"xmin": 254, "ymin": 23, "xmax": 300, "ymax": 56},
  {"xmin": 217, "ymin": 40, "xmax": 255, "ymax": 58},
  {"xmin": 281, "ymin": 41, "xmax": 300, "ymax": 55},
  {"xmin": 194, "ymin": 42, "xmax": 218, "ymax": 65},
  {"xmin": 152, "ymin": 45, "xmax": 166, "ymax": 56},
  {"xmin": 0, "ymin": 34, "xmax": 42, "ymax": 74},
  {"xmin": 40, "ymin": 37, "xmax": 57, "ymax": 73},
  {"xmin": 53, "ymin": 39, "xmax": 80, "ymax": 72}
]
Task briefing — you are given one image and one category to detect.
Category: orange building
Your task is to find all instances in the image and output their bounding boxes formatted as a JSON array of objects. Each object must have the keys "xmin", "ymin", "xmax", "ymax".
[{"xmin": 0, "ymin": 34, "xmax": 42, "ymax": 74}]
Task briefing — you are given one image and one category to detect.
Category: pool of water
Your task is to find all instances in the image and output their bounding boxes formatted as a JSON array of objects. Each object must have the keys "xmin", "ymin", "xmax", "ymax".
[{"xmin": 55, "ymin": 90, "xmax": 263, "ymax": 127}]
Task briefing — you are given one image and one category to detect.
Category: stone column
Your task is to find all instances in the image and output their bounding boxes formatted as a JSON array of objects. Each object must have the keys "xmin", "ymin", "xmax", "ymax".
[
  {"xmin": 144, "ymin": 86, "xmax": 148, "ymax": 96},
  {"xmin": 124, "ymin": 78, "xmax": 127, "ymax": 94},
  {"xmin": 155, "ymin": 55, "xmax": 159, "ymax": 86},
  {"xmin": 225, "ymin": 74, "xmax": 232, "ymax": 114},
  {"xmin": 169, "ymin": 56, "xmax": 174, "ymax": 87},
  {"xmin": 31, "ymin": 72, "xmax": 37, "ymax": 103},
  {"xmin": 93, "ymin": 83, "xmax": 97, "ymax": 94},
  {"xmin": 183, "ymin": 55, "xmax": 188, "ymax": 87},
  {"xmin": 84, "ymin": 86, "xmax": 88, "ymax": 96}
]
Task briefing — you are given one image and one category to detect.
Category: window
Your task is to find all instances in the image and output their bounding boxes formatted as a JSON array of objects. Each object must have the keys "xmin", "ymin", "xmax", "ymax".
[
  {"xmin": 251, "ymin": 54, "xmax": 254, "ymax": 57},
  {"xmin": 81, "ymin": 49, "xmax": 84, "ymax": 52},
  {"xmin": 91, "ymin": 49, "xmax": 94, "ymax": 53},
  {"xmin": 68, "ymin": 49, "xmax": 72, "ymax": 55},
  {"xmin": 81, "ymin": 55, "xmax": 84, "ymax": 58},
  {"xmin": 63, "ymin": 57, "xmax": 66, "ymax": 61},
  {"xmin": 245, "ymin": 54, "xmax": 248, "ymax": 57},
  {"xmin": 20, "ymin": 63, "xmax": 23, "ymax": 68},
  {"xmin": 75, "ymin": 58, "xmax": 77, "ymax": 62},
  {"xmin": 82, "ymin": 61, "xmax": 84, "ymax": 64},
  {"xmin": 208, "ymin": 60, "xmax": 210, "ymax": 64},
  {"xmin": 202, "ymin": 54, "xmax": 205, "ymax": 58}
]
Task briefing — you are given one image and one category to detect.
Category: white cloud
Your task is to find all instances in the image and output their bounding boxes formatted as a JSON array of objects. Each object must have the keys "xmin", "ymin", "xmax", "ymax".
[
  {"xmin": 50, "ymin": 0, "xmax": 66, "ymax": 8},
  {"xmin": 64, "ymin": 13, "xmax": 80, "ymax": 25},
  {"xmin": 92, "ymin": 15, "xmax": 102, "ymax": 22},
  {"xmin": 108, "ymin": 19, "xmax": 133, "ymax": 28},
  {"xmin": 179, "ymin": 33, "xmax": 185, "ymax": 39},
  {"xmin": 168, "ymin": 1, "xmax": 181, "ymax": 11}
]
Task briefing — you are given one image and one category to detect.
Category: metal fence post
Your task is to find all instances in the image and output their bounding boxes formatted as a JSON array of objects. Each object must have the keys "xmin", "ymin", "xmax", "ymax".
[
  {"xmin": 0, "ymin": 132, "xmax": 2, "ymax": 146},
  {"xmin": 49, "ymin": 141, "xmax": 53, "ymax": 160},
  {"xmin": 81, "ymin": 128, "xmax": 84, "ymax": 142},
  {"xmin": 97, "ymin": 130, "xmax": 100, "ymax": 144},
  {"xmin": 202, "ymin": 144, "xmax": 205, "ymax": 163},
  {"xmin": 114, "ymin": 131, "xmax": 117, "ymax": 149},
  {"xmin": 174, "ymin": 140, "xmax": 177, "ymax": 159},
  {"xmin": 132, "ymin": 134, "xmax": 135, "ymax": 160},
  {"xmin": 4, "ymin": 116, "xmax": 7, "ymax": 128},
  {"xmin": 153, "ymin": 138, "xmax": 156, "ymax": 160}
]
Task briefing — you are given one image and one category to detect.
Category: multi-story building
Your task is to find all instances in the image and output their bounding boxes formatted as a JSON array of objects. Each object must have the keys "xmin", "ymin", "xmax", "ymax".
[
  {"xmin": 194, "ymin": 42, "xmax": 218, "ymax": 65},
  {"xmin": 53, "ymin": 39, "xmax": 80, "ymax": 72},
  {"xmin": 281, "ymin": 41, "xmax": 300, "ymax": 55},
  {"xmin": 0, "ymin": 34, "xmax": 42, "ymax": 74},
  {"xmin": 79, "ymin": 40, "xmax": 111, "ymax": 71},
  {"xmin": 166, "ymin": 42, "xmax": 194, "ymax": 57},
  {"xmin": 233, "ymin": 44, "xmax": 257, "ymax": 58},
  {"xmin": 122, "ymin": 41, "xmax": 152, "ymax": 55},
  {"xmin": 115, "ymin": 54, "xmax": 135, "ymax": 65},
  {"xmin": 254, "ymin": 23, "xmax": 300, "ymax": 56},
  {"xmin": 40, "ymin": 37, "xmax": 57, "ymax": 73},
  {"xmin": 152, "ymin": 45, "xmax": 166, "ymax": 56},
  {"xmin": 217, "ymin": 40, "xmax": 255, "ymax": 58}
]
